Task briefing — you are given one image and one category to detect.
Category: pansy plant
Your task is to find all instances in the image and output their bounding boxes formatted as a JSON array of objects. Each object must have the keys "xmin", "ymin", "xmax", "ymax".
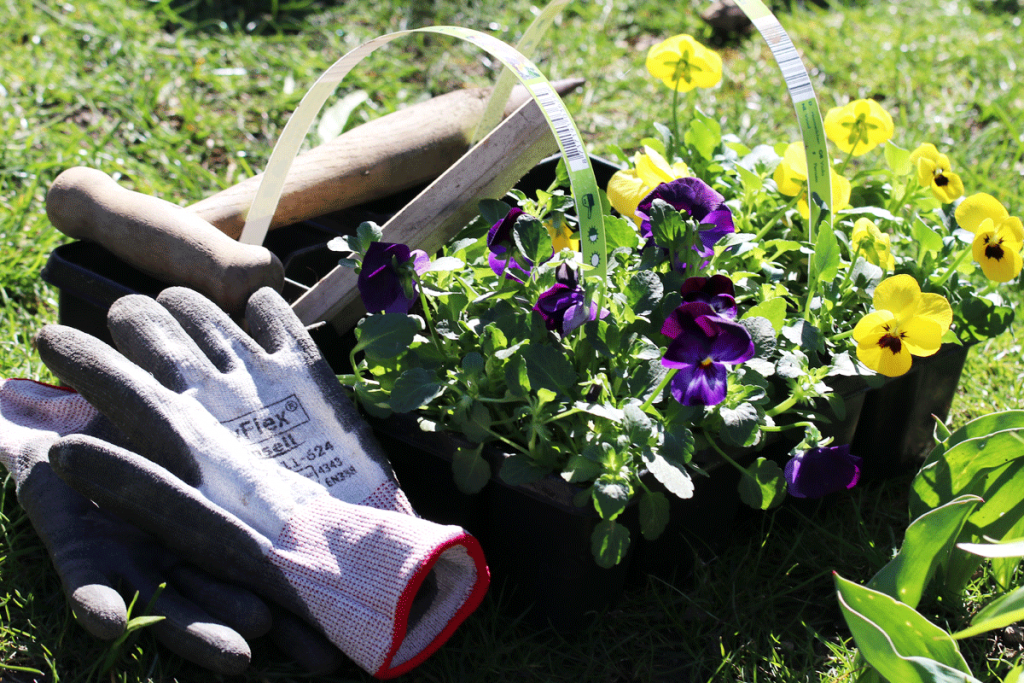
[{"xmin": 330, "ymin": 36, "xmax": 1020, "ymax": 567}]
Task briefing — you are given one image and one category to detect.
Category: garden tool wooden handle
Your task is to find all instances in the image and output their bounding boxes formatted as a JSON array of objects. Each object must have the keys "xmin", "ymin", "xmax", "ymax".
[
  {"xmin": 46, "ymin": 166, "xmax": 284, "ymax": 315},
  {"xmin": 188, "ymin": 78, "xmax": 585, "ymax": 239}
]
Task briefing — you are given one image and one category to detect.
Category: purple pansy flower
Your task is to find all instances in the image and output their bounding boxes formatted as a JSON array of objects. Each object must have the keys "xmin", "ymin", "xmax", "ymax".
[
  {"xmin": 487, "ymin": 206, "xmax": 534, "ymax": 282},
  {"xmin": 533, "ymin": 265, "xmax": 608, "ymax": 335},
  {"xmin": 679, "ymin": 275, "xmax": 738, "ymax": 320},
  {"xmin": 660, "ymin": 301, "xmax": 754, "ymax": 406},
  {"xmin": 784, "ymin": 445, "xmax": 862, "ymax": 499},
  {"xmin": 358, "ymin": 241, "xmax": 430, "ymax": 314},
  {"xmin": 636, "ymin": 177, "xmax": 735, "ymax": 257}
]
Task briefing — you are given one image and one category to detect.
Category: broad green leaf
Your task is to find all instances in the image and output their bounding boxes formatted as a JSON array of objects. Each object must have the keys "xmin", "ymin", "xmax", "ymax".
[
  {"xmin": 625, "ymin": 270, "xmax": 664, "ymax": 317},
  {"xmin": 478, "ymin": 198, "xmax": 511, "ymax": 225},
  {"xmin": 354, "ymin": 382, "xmax": 393, "ymax": 419},
  {"xmin": 1001, "ymin": 661, "xmax": 1024, "ymax": 683},
  {"xmin": 591, "ymin": 520, "xmax": 631, "ymax": 568},
  {"xmin": 388, "ymin": 368, "xmax": 445, "ymax": 413},
  {"xmin": 522, "ymin": 344, "xmax": 576, "ymax": 394},
  {"xmin": 452, "ymin": 446, "xmax": 491, "ymax": 494},
  {"xmin": 648, "ymin": 199, "xmax": 686, "ymax": 247},
  {"xmin": 957, "ymin": 295, "xmax": 1015, "ymax": 343},
  {"xmin": 593, "ymin": 475, "xmax": 631, "ymax": 521},
  {"xmin": 504, "ymin": 356, "xmax": 530, "ymax": 398},
  {"xmin": 885, "ymin": 140, "xmax": 913, "ymax": 176},
  {"xmin": 719, "ymin": 402, "xmax": 760, "ymax": 448},
  {"xmin": 742, "ymin": 299, "xmax": 787, "ymax": 335},
  {"xmin": 643, "ymin": 448, "xmax": 694, "ymax": 500},
  {"xmin": 425, "ymin": 256, "xmax": 465, "ymax": 272},
  {"xmin": 924, "ymin": 411, "xmax": 1024, "ymax": 471},
  {"xmin": 813, "ymin": 223, "xmax": 841, "ymax": 283},
  {"xmin": 622, "ymin": 401, "xmax": 653, "ymax": 444},
  {"xmin": 356, "ymin": 221, "xmax": 384, "ymax": 253},
  {"xmin": 869, "ymin": 494, "xmax": 982, "ymax": 608},
  {"xmin": 835, "ymin": 574, "xmax": 975, "ymax": 679},
  {"xmin": 735, "ymin": 163, "xmax": 763, "ymax": 193},
  {"xmin": 639, "ymin": 491, "xmax": 670, "ymax": 540},
  {"xmin": 662, "ymin": 425, "xmax": 695, "ymax": 467},
  {"xmin": 738, "ymin": 457, "xmax": 786, "ymax": 510},
  {"xmin": 958, "ymin": 537, "xmax": 1024, "ymax": 558},
  {"xmin": 513, "ymin": 213, "xmax": 553, "ymax": 267},
  {"xmin": 912, "ymin": 216, "xmax": 944, "ymax": 256},
  {"xmin": 603, "ymin": 214, "xmax": 640, "ymax": 250},
  {"xmin": 954, "ymin": 585, "xmax": 1024, "ymax": 640},
  {"xmin": 561, "ymin": 454, "xmax": 603, "ymax": 484},
  {"xmin": 498, "ymin": 454, "xmax": 548, "ymax": 486},
  {"xmin": 353, "ymin": 313, "xmax": 420, "ymax": 359},
  {"xmin": 685, "ymin": 109, "xmax": 721, "ymax": 160},
  {"xmin": 911, "ymin": 428, "xmax": 1024, "ymax": 513}
]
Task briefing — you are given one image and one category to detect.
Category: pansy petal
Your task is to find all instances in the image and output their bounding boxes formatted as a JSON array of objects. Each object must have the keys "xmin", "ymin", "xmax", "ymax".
[
  {"xmin": 932, "ymin": 170, "xmax": 964, "ymax": 204},
  {"xmin": 785, "ymin": 446, "xmax": 862, "ymax": 499},
  {"xmin": 669, "ymin": 362, "xmax": 728, "ymax": 406},
  {"xmin": 955, "ymin": 193, "xmax": 1008, "ymax": 233},
  {"xmin": 900, "ymin": 317, "xmax": 943, "ymax": 357},
  {"xmin": 708, "ymin": 319, "xmax": 755, "ymax": 364},
  {"xmin": 773, "ymin": 160, "xmax": 804, "ymax": 197},
  {"xmin": 872, "ymin": 273, "xmax": 922, "ymax": 318},
  {"xmin": 782, "ymin": 142, "xmax": 809, "ymax": 179},
  {"xmin": 914, "ymin": 293, "xmax": 953, "ymax": 333},
  {"xmin": 852, "ymin": 310, "xmax": 895, "ymax": 345},
  {"xmin": 856, "ymin": 337, "xmax": 913, "ymax": 377}
]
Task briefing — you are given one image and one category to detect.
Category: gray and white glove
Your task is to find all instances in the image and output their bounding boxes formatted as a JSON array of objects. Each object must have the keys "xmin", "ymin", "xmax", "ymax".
[
  {"xmin": 105, "ymin": 286, "xmax": 412, "ymax": 513},
  {"xmin": 0, "ymin": 378, "xmax": 267, "ymax": 674},
  {"xmin": 35, "ymin": 318, "xmax": 489, "ymax": 679}
]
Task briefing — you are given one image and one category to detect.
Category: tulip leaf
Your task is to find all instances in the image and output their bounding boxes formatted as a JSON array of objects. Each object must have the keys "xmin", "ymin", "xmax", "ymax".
[
  {"xmin": 813, "ymin": 222, "xmax": 841, "ymax": 283},
  {"xmin": 388, "ymin": 368, "xmax": 445, "ymax": 414},
  {"xmin": 738, "ymin": 457, "xmax": 786, "ymax": 510},
  {"xmin": 955, "ymin": 585, "xmax": 1024, "ymax": 640},
  {"xmin": 834, "ymin": 573, "xmax": 976, "ymax": 680},
  {"xmin": 452, "ymin": 446, "xmax": 491, "ymax": 494},
  {"xmin": 923, "ymin": 411, "xmax": 1024, "ymax": 472},
  {"xmin": 591, "ymin": 520, "xmax": 631, "ymax": 569},
  {"xmin": 912, "ymin": 429, "xmax": 1024, "ymax": 512},
  {"xmin": 868, "ymin": 494, "xmax": 982, "ymax": 608},
  {"xmin": 352, "ymin": 313, "xmax": 421, "ymax": 360},
  {"xmin": 639, "ymin": 491, "xmax": 670, "ymax": 540},
  {"xmin": 643, "ymin": 447, "xmax": 694, "ymax": 500}
]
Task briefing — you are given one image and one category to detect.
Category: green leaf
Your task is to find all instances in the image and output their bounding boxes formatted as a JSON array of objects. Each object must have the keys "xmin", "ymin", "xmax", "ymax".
[
  {"xmin": 425, "ymin": 256, "xmax": 464, "ymax": 272},
  {"xmin": 388, "ymin": 368, "xmax": 445, "ymax": 413},
  {"xmin": 593, "ymin": 475, "xmax": 631, "ymax": 520},
  {"xmin": 662, "ymin": 425, "xmax": 695, "ymax": 467},
  {"xmin": 604, "ymin": 214, "xmax": 640, "ymax": 250},
  {"xmin": 954, "ymin": 585, "xmax": 1024, "ymax": 640},
  {"xmin": 513, "ymin": 213, "xmax": 553, "ymax": 267},
  {"xmin": 735, "ymin": 164, "xmax": 763, "ymax": 193},
  {"xmin": 624, "ymin": 270, "xmax": 664, "ymax": 317},
  {"xmin": 719, "ymin": 402, "xmax": 760, "ymax": 448},
  {"xmin": 504, "ymin": 356, "xmax": 530, "ymax": 398},
  {"xmin": 643, "ymin": 448, "xmax": 695, "ymax": 500},
  {"xmin": 834, "ymin": 573, "xmax": 976, "ymax": 681},
  {"xmin": 561, "ymin": 454, "xmax": 604, "ymax": 484},
  {"xmin": 885, "ymin": 140, "xmax": 913, "ymax": 176},
  {"xmin": 460, "ymin": 401, "xmax": 493, "ymax": 443},
  {"xmin": 354, "ymin": 382, "xmax": 393, "ymax": 419},
  {"xmin": 591, "ymin": 520, "xmax": 631, "ymax": 569},
  {"xmin": 685, "ymin": 109, "xmax": 721, "ymax": 160},
  {"xmin": 499, "ymin": 454, "xmax": 548, "ymax": 486},
  {"xmin": 813, "ymin": 222, "xmax": 841, "ymax": 283},
  {"xmin": 353, "ymin": 314, "xmax": 420, "ymax": 359},
  {"xmin": 639, "ymin": 491, "xmax": 670, "ymax": 540},
  {"xmin": 479, "ymin": 198, "xmax": 511, "ymax": 225},
  {"xmin": 912, "ymin": 428, "xmax": 1024, "ymax": 513},
  {"xmin": 648, "ymin": 199, "xmax": 686, "ymax": 248},
  {"xmin": 452, "ymin": 446, "xmax": 491, "ymax": 494},
  {"xmin": 622, "ymin": 401, "xmax": 653, "ymax": 445},
  {"xmin": 956, "ymin": 295, "xmax": 1014, "ymax": 343},
  {"xmin": 738, "ymin": 457, "xmax": 786, "ymax": 510},
  {"xmin": 522, "ymin": 344, "xmax": 576, "ymax": 394},
  {"xmin": 356, "ymin": 221, "xmax": 384, "ymax": 253},
  {"xmin": 742, "ymin": 299, "xmax": 787, "ymax": 335},
  {"xmin": 869, "ymin": 494, "xmax": 982, "ymax": 608},
  {"xmin": 912, "ymin": 216, "xmax": 944, "ymax": 256}
]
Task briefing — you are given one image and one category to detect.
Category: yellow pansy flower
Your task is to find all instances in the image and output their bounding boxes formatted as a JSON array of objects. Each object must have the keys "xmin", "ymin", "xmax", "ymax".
[
  {"xmin": 850, "ymin": 218, "xmax": 895, "ymax": 271},
  {"xmin": 955, "ymin": 193, "xmax": 1024, "ymax": 282},
  {"xmin": 853, "ymin": 274, "xmax": 952, "ymax": 377},
  {"xmin": 546, "ymin": 219, "xmax": 579, "ymax": 253},
  {"xmin": 772, "ymin": 142, "xmax": 851, "ymax": 220},
  {"xmin": 645, "ymin": 34, "xmax": 722, "ymax": 93},
  {"xmin": 607, "ymin": 148, "xmax": 690, "ymax": 225},
  {"xmin": 823, "ymin": 99, "xmax": 895, "ymax": 157},
  {"xmin": 908, "ymin": 143, "xmax": 964, "ymax": 203}
]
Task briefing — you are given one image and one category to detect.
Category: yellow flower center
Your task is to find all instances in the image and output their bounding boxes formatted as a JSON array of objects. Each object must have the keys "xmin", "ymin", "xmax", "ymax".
[{"xmin": 700, "ymin": 356, "xmax": 715, "ymax": 369}]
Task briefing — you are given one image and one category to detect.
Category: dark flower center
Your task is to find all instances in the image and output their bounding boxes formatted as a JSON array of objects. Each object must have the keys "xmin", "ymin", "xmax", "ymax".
[
  {"xmin": 877, "ymin": 333, "xmax": 903, "ymax": 354},
  {"xmin": 699, "ymin": 356, "xmax": 715, "ymax": 369},
  {"xmin": 934, "ymin": 173, "xmax": 949, "ymax": 187},
  {"xmin": 984, "ymin": 237, "xmax": 1005, "ymax": 261}
]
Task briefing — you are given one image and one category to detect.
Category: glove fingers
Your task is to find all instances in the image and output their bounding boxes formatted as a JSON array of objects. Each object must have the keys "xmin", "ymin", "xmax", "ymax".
[
  {"xmin": 268, "ymin": 608, "xmax": 346, "ymax": 675},
  {"xmin": 166, "ymin": 564, "xmax": 273, "ymax": 640},
  {"xmin": 244, "ymin": 287, "xmax": 319, "ymax": 359},
  {"xmin": 106, "ymin": 295, "xmax": 223, "ymax": 393},
  {"xmin": 47, "ymin": 433, "xmax": 283, "ymax": 600},
  {"xmin": 120, "ymin": 568, "xmax": 252, "ymax": 676},
  {"xmin": 35, "ymin": 324, "xmax": 203, "ymax": 486},
  {"xmin": 155, "ymin": 287, "xmax": 266, "ymax": 375}
]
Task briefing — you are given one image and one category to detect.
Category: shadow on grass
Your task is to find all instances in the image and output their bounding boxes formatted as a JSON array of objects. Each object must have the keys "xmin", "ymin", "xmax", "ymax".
[{"xmin": 138, "ymin": 0, "xmax": 325, "ymax": 34}]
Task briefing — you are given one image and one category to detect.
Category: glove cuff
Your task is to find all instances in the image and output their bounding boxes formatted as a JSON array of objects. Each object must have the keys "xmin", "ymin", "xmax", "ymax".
[{"xmin": 270, "ymin": 496, "xmax": 489, "ymax": 678}]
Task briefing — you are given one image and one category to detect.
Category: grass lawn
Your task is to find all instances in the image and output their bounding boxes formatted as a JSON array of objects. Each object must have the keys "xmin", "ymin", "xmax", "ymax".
[{"xmin": 2, "ymin": 0, "xmax": 1023, "ymax": 680}]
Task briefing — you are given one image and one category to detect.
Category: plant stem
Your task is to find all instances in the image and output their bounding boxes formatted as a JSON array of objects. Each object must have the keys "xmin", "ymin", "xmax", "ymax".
[
  {"xmin": 641, "ymin": 368, "xmax": 677, "ymax": 411},
  {"xmin": 752, "ymin": 194, "xmax": 801, "ymax": 242},
  {"xmin": 931, "ymin": 247, "xmax": 972, "ymax": 287},
  {"xmin": 704, "ymin": 432, "xmax": 748, "ymax": 476},
  {"xmin": 766, "ymin": 391, "xmax": 803, "ymax": 418},
  {"xmin": 669, "ymin": 84, "xmax": 681, "ymax": 159}
]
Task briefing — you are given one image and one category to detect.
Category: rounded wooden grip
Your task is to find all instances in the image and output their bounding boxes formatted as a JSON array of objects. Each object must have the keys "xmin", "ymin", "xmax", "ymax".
[{"xmin": 46, "ymin": 167, "xmax": 284, "ymax": 314}]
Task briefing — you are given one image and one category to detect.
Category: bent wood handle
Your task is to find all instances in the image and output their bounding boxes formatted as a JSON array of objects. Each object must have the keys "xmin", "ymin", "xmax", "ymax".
[
  {"xmin": 46, "ymin": 167, "xmax": 284, "ymax": 315},
  {"xmin": 189, "ymin": 78, "xmax": 584, "ymax": 239},
  {"xmin": 291, "ymin": 96, "xmax": 558, "ymax": 333}
]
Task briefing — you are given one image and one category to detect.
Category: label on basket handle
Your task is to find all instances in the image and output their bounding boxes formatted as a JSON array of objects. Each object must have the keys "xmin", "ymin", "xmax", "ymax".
[
  {"xmin": 733, "ymin": 0, "xmax": 832, "ymax": 238},
  {"xmin": 239, "ymin": 26, "xmax": 608, "ymax": 282}
]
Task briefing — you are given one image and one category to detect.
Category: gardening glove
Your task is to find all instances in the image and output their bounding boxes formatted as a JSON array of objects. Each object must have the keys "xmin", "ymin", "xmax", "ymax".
[
  {"xmin": 0, "ymin": 378, "xmax": 270, "ymax": 675},
  {"xmin": 103, "ymin": 285, "xmax": 414, "ymax": 514},
  {"xmin": 35, "ymin": 324, "xmax": 490, "ymax": 680}
]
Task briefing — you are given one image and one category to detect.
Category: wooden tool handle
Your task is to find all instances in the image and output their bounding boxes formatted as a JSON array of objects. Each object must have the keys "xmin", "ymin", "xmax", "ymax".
[
  {"xmin": 46, "ymin": 167, "xmax": 284, "ymax": 314},
  {"xmin": 188, "ymin": 79, "xmax": 584, "ymax": 239}
]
